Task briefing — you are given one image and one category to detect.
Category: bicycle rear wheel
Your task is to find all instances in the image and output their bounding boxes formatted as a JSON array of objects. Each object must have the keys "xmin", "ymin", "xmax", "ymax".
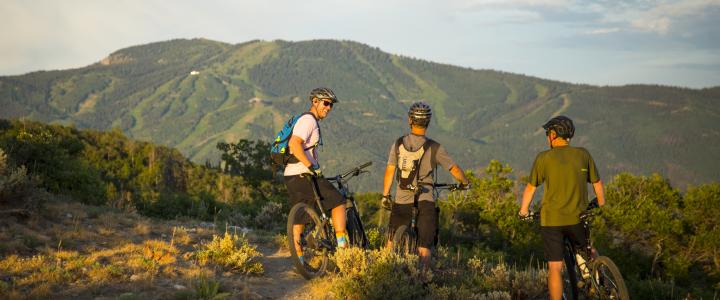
[
  {"xmin": 287, "ymin": 203, "xmax": 330, "ymax": 280},
  {"xmin": 392, "ymin": 225, "xmax": 416, "ymax": 255},
  {"xmin": 590, "ymin": 256, "xmax": 629, "ymax": 300},
  {"xmin": 346, "ymin": 206, "xmax": 368, "ymax": 248}
]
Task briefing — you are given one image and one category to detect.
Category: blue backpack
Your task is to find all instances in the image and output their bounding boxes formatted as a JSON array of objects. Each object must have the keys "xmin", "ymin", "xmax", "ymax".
[{"xmin": 270, "ymin": 112, "xmax": 321, "ymax": 167}]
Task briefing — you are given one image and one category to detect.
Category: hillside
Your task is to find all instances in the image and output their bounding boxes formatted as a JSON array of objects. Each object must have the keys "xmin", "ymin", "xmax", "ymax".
[
  {"xmin": 1, "ymin": 38, "xmax": 718, "ymax": 190},
  {"xmin": 1, "ymin": 120, "xmax": 718, "ymax": 298}
]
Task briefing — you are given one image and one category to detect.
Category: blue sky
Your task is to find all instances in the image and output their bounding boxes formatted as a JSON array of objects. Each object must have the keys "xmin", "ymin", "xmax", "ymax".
[{"xmin": 1, "ymin": 0, "xmax": 718, "ymax": 88}]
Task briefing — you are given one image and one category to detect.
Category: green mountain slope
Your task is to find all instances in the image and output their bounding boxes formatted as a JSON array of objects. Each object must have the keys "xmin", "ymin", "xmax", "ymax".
[{"xmin": 1, "ymin": 38, "xmax": 718, "ymax": 190}]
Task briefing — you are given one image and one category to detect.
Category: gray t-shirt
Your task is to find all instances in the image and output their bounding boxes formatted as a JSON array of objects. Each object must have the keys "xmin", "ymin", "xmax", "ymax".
[{"xmin": 387, "ymin": 134, "xmax": 456, "ymax": 204}]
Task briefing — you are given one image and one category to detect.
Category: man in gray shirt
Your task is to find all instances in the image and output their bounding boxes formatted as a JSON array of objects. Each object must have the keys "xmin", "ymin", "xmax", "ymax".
[{"xmin": 381, "ymin": 101, "xmax": 469, "ymax": 271}]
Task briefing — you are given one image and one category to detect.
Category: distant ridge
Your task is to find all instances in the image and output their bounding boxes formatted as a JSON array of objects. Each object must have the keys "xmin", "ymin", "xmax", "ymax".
[{"xmin": 1, "ymin": 38, "xmax": 718, "ymax": 190}]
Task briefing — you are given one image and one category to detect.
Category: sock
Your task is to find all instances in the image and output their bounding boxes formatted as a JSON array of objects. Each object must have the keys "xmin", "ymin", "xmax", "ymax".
[
  {"xmin": 336, "ymin": 231, "xmax": 349, "ymax": 248},
  {"xmin": 297, "ymin": 250, "xmax": 304, "ymax": 265}
]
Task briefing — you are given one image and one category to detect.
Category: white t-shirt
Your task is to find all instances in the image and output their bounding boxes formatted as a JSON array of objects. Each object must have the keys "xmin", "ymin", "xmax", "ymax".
[{"xmin": 284, "ymin": 114, "xmax": 321, "ymax": 176}]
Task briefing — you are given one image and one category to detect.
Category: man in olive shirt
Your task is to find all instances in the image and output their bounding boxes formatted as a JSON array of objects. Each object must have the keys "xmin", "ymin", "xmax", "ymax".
[{"xmin": 518, "ymin": 116, "xmax": 606, "ymax": 300}]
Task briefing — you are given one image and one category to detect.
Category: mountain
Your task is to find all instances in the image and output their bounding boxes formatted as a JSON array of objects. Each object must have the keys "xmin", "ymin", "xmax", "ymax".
[{"xmin": 1, "ymin": 38, "xmax": 718, "ymax": 190}]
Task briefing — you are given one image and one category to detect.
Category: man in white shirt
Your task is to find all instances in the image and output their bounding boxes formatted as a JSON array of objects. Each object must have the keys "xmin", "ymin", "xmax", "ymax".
[{"xmin": 284, "ymin": 87, "xmax": 349, "ymax": 256}]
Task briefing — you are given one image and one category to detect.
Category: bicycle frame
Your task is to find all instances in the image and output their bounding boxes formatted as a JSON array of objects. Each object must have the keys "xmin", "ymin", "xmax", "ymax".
[
  {"xmin": 305, "ymin": 161, "xmax": 373, "ymax": 251},
  {"xmin": 523, "ymin": 198, "xmax": 627, "ymax": 300},
  {"xmin": 287, "ymin": 161, "xmax": 373, "ymax": 280},
  {"xmin": 327, "ymin": 163, "xmax": 371, "ymax": 248}
]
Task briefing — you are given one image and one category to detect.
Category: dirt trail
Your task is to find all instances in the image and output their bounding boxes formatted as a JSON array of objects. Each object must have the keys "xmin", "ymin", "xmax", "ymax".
[{"xmin": 233, "ymin": 246, "xmax": 315, "ymax": 299}]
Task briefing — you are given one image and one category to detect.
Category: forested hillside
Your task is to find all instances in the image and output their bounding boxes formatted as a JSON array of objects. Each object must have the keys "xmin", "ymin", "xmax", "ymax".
[
  {"xmin": 1, "ymin": 38, "xmax": 718, "ymax": 190},
  {"xmin": 1, "ymin": 120, "xmax": 718, "ymax": 298}
]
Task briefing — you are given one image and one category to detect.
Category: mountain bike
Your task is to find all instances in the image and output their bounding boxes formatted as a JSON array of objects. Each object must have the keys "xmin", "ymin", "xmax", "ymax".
[
  {"xmin": 391, "ymin": 182, "xmax": 469, "ymax": 255},
  {"xmin": 522, "ymin": 198, "xmax": 629, "ymax": 300},
  {"xmin": 286, "ymin": 161, "xmax": 372, "ymax": 280}
]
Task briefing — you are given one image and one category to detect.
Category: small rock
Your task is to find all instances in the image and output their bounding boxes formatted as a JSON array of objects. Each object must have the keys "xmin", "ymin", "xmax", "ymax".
[
  {"xmin": 173, "ymin": 284, "xmax": 186, "ymax": 290},
  {"xmin": 130, "ymin": 274, "xmax": 141, "ymax": 281},
  {"xmin": 66, "ymin": 213, "xmax": 73, "ymax": 219},
  {"xmin": 161, "ymin": 233, "xmax": 167, "ymax": 238}
]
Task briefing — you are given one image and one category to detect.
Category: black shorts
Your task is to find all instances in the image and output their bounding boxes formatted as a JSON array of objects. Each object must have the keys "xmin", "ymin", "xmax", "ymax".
[
  {"xmin": 389, "ymin": 201, "xmax": 438, "ymax": 248},
  {"xmin": 541, "ymin": 223, "xmax": 588, "ymax": 262},
  {"xmin": 284, "ymin": 175, "xmax": 345, "ymax": 225}
]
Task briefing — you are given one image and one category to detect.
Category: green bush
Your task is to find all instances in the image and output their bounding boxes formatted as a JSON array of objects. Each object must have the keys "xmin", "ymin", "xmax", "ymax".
[
  {"xmin": 442, "ymin": 160, "xmax": 541, "ymax": 261},
  {"xmin": 192, "ymin": 275, "xmax": 230, "ymax": 300},
  {"xmin": 0, "ymin": 123, "xmax": 105, "ymax": 204},
  {"xmin": 193, "ymin": 232, "xmax": 263, "ymax": 275}
]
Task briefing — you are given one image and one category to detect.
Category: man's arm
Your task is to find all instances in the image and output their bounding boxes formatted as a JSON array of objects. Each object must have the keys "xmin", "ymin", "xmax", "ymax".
[
  {"xmin": 449, "ymin": 165, "xmax": 469, "ymax": 185},
  {"xmin": 288, "ymin": 135, "xmax": 312, "ymax": 169},
  {"xmin": 592, "ymin": 180, "xmax": 605, "ymax": 207},
  {"xmin": 519, "ymin": 183, "xmax": 537, "ymax": 216},
  {"xmin": 382, "ymin": 164, "xmax": 396, "ymax": 196}
]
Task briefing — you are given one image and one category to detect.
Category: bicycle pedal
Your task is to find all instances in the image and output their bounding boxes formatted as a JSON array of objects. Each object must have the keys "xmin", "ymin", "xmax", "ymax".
[{"xmin": 318, "ymin": 239, "xmax": 335, "ymax": 251}]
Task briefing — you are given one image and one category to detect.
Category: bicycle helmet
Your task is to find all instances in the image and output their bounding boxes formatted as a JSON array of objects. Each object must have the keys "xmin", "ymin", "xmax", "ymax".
[
  {"xmin": 542, "ymin": 115, "xmax": 575, "ymax": 139},
  {"xmin": 308, "ymin": 87, "xmax": 338, "ymax": 103},
  {"xmin": 408, "ymin": 101, "xmax": 432, "ymax": 127}
]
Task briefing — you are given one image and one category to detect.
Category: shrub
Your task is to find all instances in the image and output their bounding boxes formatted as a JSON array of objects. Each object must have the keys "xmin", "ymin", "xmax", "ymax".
[
  {"xmin": 192, "ymin": 274, "xmax": 230, "ymax": 300},
  {"xmin": 193, "ymin": 232, "xmax": 263, "ymax": 275},
  {"xmin": 252, "ymin": 201, "xmax": 284, "ymax": 230},
  {"xmin": 0, "ymin": 148, "xmax": 42, "ymax": 210},
  {"xmin": 329, "ymin": 248, "xmax": 425, "ymax": 300}
]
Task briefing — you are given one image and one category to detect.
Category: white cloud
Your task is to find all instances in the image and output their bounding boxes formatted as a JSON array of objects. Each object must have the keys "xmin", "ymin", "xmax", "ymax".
[
  {"xmin": 629, "ymin": 0, "xmax": 720, "ymax": 34},
  {"xmin": 586, "ymin": 28, "xmax": 621, "ymax": 35},
  {"xmin": 462, "ymin": 0, "xmax": 572, "ymax": 9},
  {"xmin": 631, "ymin": 18, "xmax": 672, "ymax": 35}
]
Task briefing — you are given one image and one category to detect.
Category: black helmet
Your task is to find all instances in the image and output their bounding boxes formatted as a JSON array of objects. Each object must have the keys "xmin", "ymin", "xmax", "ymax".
[
  {"xmin": 542, "ymin": 116, "xmax": 574, "ymax": 139},
  {"xmin": 409, "ymin": 101, "xmax": 432, "ymax": 127},
  {"xmin": 309, "ymin": 87, "xmax": 338, "ymax": 103}
]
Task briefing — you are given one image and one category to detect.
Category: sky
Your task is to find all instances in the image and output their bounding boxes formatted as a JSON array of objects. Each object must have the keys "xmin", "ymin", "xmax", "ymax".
[{"xmin": 1, "ymin": 0, "xmax": 719, "ymax": 88}]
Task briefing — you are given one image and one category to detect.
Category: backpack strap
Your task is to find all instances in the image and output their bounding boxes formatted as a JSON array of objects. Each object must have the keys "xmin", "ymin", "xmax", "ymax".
[
  {"xmin": 297, "ymin": 112, "xmax": 322, "ymax": 151},
  {"xmin": 416, "ymin": 138, "xmax": 439, "ymax": 183}
]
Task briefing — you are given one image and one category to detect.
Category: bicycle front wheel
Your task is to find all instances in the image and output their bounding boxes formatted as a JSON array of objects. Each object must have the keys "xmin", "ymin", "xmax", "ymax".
[
  {"xmin": 392, "ymin": 225, "xmax": 416, "ymax": 255},
  {"xmin": 287, "ymin": 203, "xmax": 330, "ymax": 280},
  {"xmin": 346, "ymin": 206, "xmax": 368, "ymax": 248},
  {"xmin": 591, "ymin": 256, "xmax": 629, "ymax": 300}
]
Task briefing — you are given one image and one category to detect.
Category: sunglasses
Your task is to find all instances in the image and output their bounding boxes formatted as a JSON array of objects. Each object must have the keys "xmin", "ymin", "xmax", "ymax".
[{"xmin": 318, "ymin": 99, "xmax": 334, "ymax": 108}]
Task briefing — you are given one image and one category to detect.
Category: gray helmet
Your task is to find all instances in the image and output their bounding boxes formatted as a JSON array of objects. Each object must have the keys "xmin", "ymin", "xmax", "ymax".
[
  {"xmin": 309, "ymin": 87, "xmax": 338, "ymax": 103},
  {"xmin": 409, "ymin": 101, "xmax": 432, "ymax": 127},
  {"xmin": 542, "ymin": 115, "xmax": 574, "ymax": 139}
]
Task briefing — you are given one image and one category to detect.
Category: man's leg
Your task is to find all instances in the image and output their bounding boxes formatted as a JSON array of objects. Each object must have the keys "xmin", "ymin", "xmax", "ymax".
[
  {"xmin": 330, "ymin": 203, "xmax": 347, "ymax": 235},
  {"xmin": 418, "ymin": 246, "xmax": 432, "ymax": 270},
  {"xmin": 541, "ymin": 226, "xmax": 567, "ymax": 300},
  {"xmin": 548, "ymin": 261, "xmax": 563, "ymax": 300},
  {"xmin": 416, "ymin": 201, "xmax": 437, "ymax": 272},
  {"xmin": 293, "ymin": 224, "xmax": 304, "ymax": 255}
]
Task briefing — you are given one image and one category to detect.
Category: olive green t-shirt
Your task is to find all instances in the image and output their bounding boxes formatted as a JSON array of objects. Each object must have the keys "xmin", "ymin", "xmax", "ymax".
[{"xmin": 529, "ymin": 146, "xmax": 600, "ymax": 226}]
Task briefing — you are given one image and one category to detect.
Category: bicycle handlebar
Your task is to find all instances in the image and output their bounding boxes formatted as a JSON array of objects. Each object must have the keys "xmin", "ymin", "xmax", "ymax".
[
  {"xmin": 520, "ymin": 197, "xmax": 600, "ymax": 222},
  {"xmin": 520, "ymin": 211, "xmax": 540, "ymax": 222},
  {"xmin": 322, "ymin": 161, "xmax": 373, "ymax": 183},
  {"xmin": 340, "ymin": 161, "xmax": 372, "ymax": 179},
  {"xmin": 413, "ymin": 182, "xmax": 471, "ymax": 192}
]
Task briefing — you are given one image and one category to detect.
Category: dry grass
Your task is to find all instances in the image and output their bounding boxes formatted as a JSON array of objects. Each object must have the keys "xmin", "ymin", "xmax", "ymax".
[
  {"xmin": 133, "ymin": 220, "xmax": 151, "ymax": 236},
  {"xmin": 0, "ymin": 200, "xmax": 269, "ymax": 299},
  {"xmin": 306, "ymin": 248, "xmax": 550, "ymax": 300}
]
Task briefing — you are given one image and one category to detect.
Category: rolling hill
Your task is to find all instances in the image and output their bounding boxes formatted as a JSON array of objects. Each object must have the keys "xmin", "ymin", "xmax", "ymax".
[{"xmin": 1, "ymin": 38, "xmax": 718, "ymax": 191}]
